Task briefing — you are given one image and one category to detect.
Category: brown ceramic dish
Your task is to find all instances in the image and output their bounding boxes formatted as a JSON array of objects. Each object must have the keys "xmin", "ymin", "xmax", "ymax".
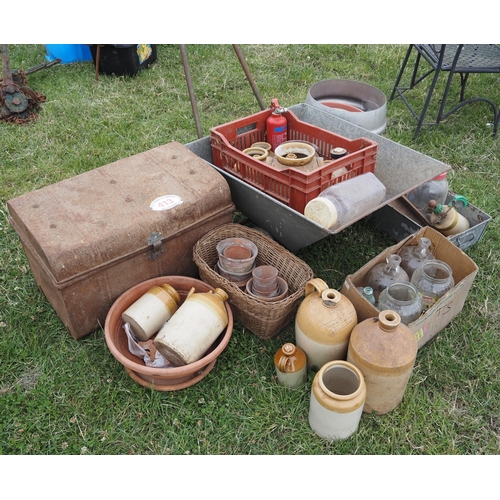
[{"xmin": 104, "ymin": 276, "xmax": 233, "ymax": 391}]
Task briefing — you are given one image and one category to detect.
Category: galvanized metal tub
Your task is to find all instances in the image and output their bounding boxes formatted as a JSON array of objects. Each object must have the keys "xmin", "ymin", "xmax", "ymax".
[{"xmin": 187, "ymin": 103, "xmax": 451, "ymax": 253}]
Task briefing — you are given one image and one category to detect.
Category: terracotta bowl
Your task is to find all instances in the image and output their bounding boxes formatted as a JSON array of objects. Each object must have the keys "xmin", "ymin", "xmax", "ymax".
[{"xmin": 104, "ymin": 276, "xmax": 233, "ymax": 391}]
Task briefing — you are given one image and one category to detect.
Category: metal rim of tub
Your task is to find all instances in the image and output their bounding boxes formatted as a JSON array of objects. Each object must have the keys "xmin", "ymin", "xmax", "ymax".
[{"xmin": 305, "ymin": 79, "xmax": 387, "ymax": 134}]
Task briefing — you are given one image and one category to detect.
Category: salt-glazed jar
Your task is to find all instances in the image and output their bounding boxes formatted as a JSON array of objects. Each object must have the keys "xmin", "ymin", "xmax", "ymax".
[
  {"xmin": 411, "ymin": 260, "xmax": 455, "ymax": 311},
  {"xmin": 377, "ymin": 282, "xmax": 423, "ymax": 325},
  {"xmin": 398, "ymin": 237, "xmax": 436, "ymax": 278},
  {"xmin": 428, "ymin": 196, "xmax": 470, "ymax": 236},
  {"xmin": 274, "ymin": 343, "xmax": 307, "ymax": 389},
  {"xmin": 365, "ymin": 254, "xmax": 410, "ymax": 302},
  {"xmin": 154, "ymin": 287, "xmax": 229, "ymax": 366},
  {"xmin": 347, "ymin": 310, "xmax": 418, "ymax": 415},
  {"xmin": 309, "ymin": 360, "xmax": 366, "ymax": 441},
  {"xmin": 121, "ymin": 284, "xmax": 181, "ymax": 341},
  {"xmin": 295, "ymin": 278, "xmax": 357, "ymax": 370}
]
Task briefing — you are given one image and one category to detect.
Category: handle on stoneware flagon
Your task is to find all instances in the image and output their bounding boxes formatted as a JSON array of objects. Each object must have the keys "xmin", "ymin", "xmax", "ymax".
[
  {"xmin": 277, "ymin": 355, "xmax": 290, "ymax": 372},
  {"xmin": 186, "ymin": 287, "xmax": 196, "ymax": 299},
  {"xmin": 449, "ymin": 195, "xmax": 468, "ymax": 208},
  {"xmin": 304, "ymin": 278, "xmax": 329, "ymax": 297}
]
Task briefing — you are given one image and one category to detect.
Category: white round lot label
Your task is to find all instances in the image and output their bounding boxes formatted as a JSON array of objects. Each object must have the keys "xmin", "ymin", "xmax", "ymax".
[{"xmin": 150, "ymin": 195, "xmax": 183, "ymax": 211}]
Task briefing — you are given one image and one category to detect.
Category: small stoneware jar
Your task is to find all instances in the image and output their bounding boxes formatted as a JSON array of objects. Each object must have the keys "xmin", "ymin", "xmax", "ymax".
[
  {"xmin": 121, "ymin": 284, "xmax": 181, "ymax": 341},
  {"xmin": 274, "ymin": 343, "xmax": 307, "ymax": 389},
  {"xmin": 295, "ymin": 278, "xmax": 357, "ymax": 370},
  {"xmin": 309, "ymin": 360, "xmax": 366, "ymax": 441},
  {"xmin": 154, "ymin": 287, "xmax": 229, "ymax": 366},
  {"xmin": 347, "ymin": 310, "xmax": 417, "ymax": 415}
]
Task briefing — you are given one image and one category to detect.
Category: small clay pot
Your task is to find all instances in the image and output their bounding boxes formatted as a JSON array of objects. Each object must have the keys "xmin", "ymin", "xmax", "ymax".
[
  {"xmin": 215, "ymin": 261, "xmax": 253, "ymax": 287},
  {"xmin": 251, "ymin": 265, "xmax": 280, "ymax": 295},
  {"xmin": 217, "ymin": 237, "xmax": 258, "ymax": 274},
  {"xmin": 246, "ymin": 277, "xmax": 288, "ymax": 302}
]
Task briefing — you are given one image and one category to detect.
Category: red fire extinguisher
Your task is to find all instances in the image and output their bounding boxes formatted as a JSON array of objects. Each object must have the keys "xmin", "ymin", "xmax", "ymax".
[{"xmin": 266, "ymin": 98, "xmax": 288, "ymax": 151}]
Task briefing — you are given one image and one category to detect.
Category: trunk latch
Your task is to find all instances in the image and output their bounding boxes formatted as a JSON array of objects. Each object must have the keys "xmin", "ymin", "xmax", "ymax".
[{"xmin": 148, "ymin": 231, "xmax": 163, "ymax": 260}]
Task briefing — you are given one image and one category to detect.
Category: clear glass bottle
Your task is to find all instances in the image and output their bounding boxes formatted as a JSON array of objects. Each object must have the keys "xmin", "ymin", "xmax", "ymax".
[
  {"xmin": 398, "ymin": 237, "xmax": 436, "ymax": 278},
  {"xmin": 357, "ymin": 286, "xmax": 376, "ymax": 305},
  {"xmin": 304, "ymin": 172, "xmax": 386, "ymax": 229},
  {"xmin": 407, "ymin": 172, "xmax": 449, "ymax": 215},
  {"xmin": 377, "ymin": 282, "xmax": 423, "ymax": 325},
  {"xmin": 411, "ymin": 260, "xmax": 455, "ymax": 311},
  {"xmin": 365, "ymin": 254, "xmax": 410, "ymax": 302}
]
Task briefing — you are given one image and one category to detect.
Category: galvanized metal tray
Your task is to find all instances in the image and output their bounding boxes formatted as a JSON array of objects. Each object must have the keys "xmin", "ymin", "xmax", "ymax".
[
  {"xmin": 368, "ymin": 191, "xmax": 492, "ymax": 251},
  {"xmin": 186, "ymin": 103, "xmax": 451, "ymax": 253}
]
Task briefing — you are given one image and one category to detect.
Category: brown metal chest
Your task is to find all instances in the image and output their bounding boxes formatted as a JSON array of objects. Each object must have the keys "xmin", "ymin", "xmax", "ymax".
[{"xmin": 7, "ymin": 142, "xmax": 235, "ymax": 339}]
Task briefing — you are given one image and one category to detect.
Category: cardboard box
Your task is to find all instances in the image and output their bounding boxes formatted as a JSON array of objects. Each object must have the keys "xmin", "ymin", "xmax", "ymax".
[{"xmin": 341, "ymin": 226, "xmax": 478, "ymax": 349}]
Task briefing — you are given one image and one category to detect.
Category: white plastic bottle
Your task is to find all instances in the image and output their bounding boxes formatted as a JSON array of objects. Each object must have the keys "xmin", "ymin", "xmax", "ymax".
[{"xmin": 304, "ymin": 172, "xmax": 386, "ymax": 229}]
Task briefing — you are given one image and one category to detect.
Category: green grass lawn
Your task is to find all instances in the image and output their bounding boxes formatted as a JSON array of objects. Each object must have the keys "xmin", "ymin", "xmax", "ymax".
[{"xmin": 1, "ymin": 44, "xmax": 499, "ymax": 469}]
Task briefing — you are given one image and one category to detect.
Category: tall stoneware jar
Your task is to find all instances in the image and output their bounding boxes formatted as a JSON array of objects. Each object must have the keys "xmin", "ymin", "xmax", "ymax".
[
  {"xmin": 309, "ymin": 360, "xmax": 366, "ymax": 441},
  {"xmin": 274, "ymin": 343, "xmax": 308, "ymax": 389},
  {"xmin": 347, "ymin": 310, "xmax": 417, "ymax": 415},
  {"xmin": 295, "ymin": 279, "xmax": 357, "ymax": 370},
  {"xmin": 154, "ymin": 287, "xmax": 229, "ymax": 366}
]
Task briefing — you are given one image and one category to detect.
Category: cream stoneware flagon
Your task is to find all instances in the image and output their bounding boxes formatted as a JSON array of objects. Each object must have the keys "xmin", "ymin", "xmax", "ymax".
[
  {"xmin": 295, "ymin": 278, "xmax": 357, "ymax": 370},
  {"xmin": 154, "ymin": 287, "xmax": 229, "ymax": 366}
]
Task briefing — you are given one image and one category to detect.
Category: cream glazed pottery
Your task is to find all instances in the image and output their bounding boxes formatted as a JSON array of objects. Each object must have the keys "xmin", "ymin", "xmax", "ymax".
[
  {"xmin": 121, "ymin": 284, "xmax": 181, "ymax": 341},
  {"xmin": 274, "ymin": 343, "xmax": 308, "ymax": 389},
  {"xmin": 154, "ymin": 287, "xmax": 229, "ymax": 366},
  {"xmin": 295, "ymin": 278, "xmax": 357, "ymax": 370},
  {"xmin": 347, "ymin": 310, "xmax": 417, "ymax": 415},
  {"xmin": 309, "ymin": 360, "xmax": 366, "ymax": 441}
]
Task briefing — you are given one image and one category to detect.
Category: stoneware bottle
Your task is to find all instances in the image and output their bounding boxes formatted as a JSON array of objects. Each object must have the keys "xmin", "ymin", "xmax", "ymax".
[
  {"xmin": 347, "ymin": 310, "xmax": 418, "ymax": 415},
  {"xmin": 154, "ymin": 287, "xmax": 229, "ymax": 366},
  {"xmin": 429, "ymin": 197, "xmax": 470, "ymax": 236},
  {"xmin": 121, "ymin": 284, "xmax": 181, "ymax": 341},
  {"xmin": 295, "ymin": 278, "xmax": 357, "ymax": 370},
  {"xmin": 274, "ymin": 343, "xmax": 308, "ymax": 389},
  {"xmin": 309, "ymin": 360, "xmax": 366, "ymax": 441}
]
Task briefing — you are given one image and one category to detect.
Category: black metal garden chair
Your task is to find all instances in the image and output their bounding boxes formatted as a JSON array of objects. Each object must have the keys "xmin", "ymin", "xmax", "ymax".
[{"xmin": 390, "ymin": 44, "xmax": 500, "ymax": 138}]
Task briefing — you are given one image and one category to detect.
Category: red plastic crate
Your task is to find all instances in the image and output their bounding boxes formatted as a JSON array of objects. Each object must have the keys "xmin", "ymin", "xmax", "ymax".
[{"xmin": 210, "ymin": 108, "xmax": 378, "ymax": 213}]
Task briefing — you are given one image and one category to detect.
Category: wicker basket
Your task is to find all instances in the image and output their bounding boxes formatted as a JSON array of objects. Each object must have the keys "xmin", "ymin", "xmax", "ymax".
[{"xmin": 193, "ymin": 224, "xmax": 314, "ymax": 340}]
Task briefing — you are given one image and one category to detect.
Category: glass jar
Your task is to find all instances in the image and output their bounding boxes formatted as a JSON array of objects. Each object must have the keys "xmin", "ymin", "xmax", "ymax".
[
  {"xmin": 411, "ymin": 260, "xmax": 455, "ymax": 311},
  {"xmin": 378, "ymin": 282, "xmax": 423, "ymax": 325},
  {"xmin": 365, "ymin": 254, "xmax": 410, "ymax": 302},
  {"xmin": 407, "ymin": 172, "xmax": 449, "ymax": 215},
  {"xmin": 398, "ymin": 237, "xmax": 436, "ymax": 278}
]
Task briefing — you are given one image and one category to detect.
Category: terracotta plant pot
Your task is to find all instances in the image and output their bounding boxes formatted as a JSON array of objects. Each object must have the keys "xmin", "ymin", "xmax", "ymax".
[
  {"xmin": 104, "ymin": 276, "xmax": 233, "ymax": 391},
  {"xmin": 216, "ymin": 237, "xmax": 258, "ymax": 274}
]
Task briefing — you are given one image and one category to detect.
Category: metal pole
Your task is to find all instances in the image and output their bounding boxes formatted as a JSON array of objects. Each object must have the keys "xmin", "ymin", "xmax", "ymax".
[
  {"xmin": 179, "ymin": 44, "xmax": 203, "ymax": 139},
  {"xmin": 95, "ymin": 45, "xmax": 101, "ymax": 82},
  {"xmin": 232, "ymin": 44, "xmax": 266, "ymax": 110}
]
